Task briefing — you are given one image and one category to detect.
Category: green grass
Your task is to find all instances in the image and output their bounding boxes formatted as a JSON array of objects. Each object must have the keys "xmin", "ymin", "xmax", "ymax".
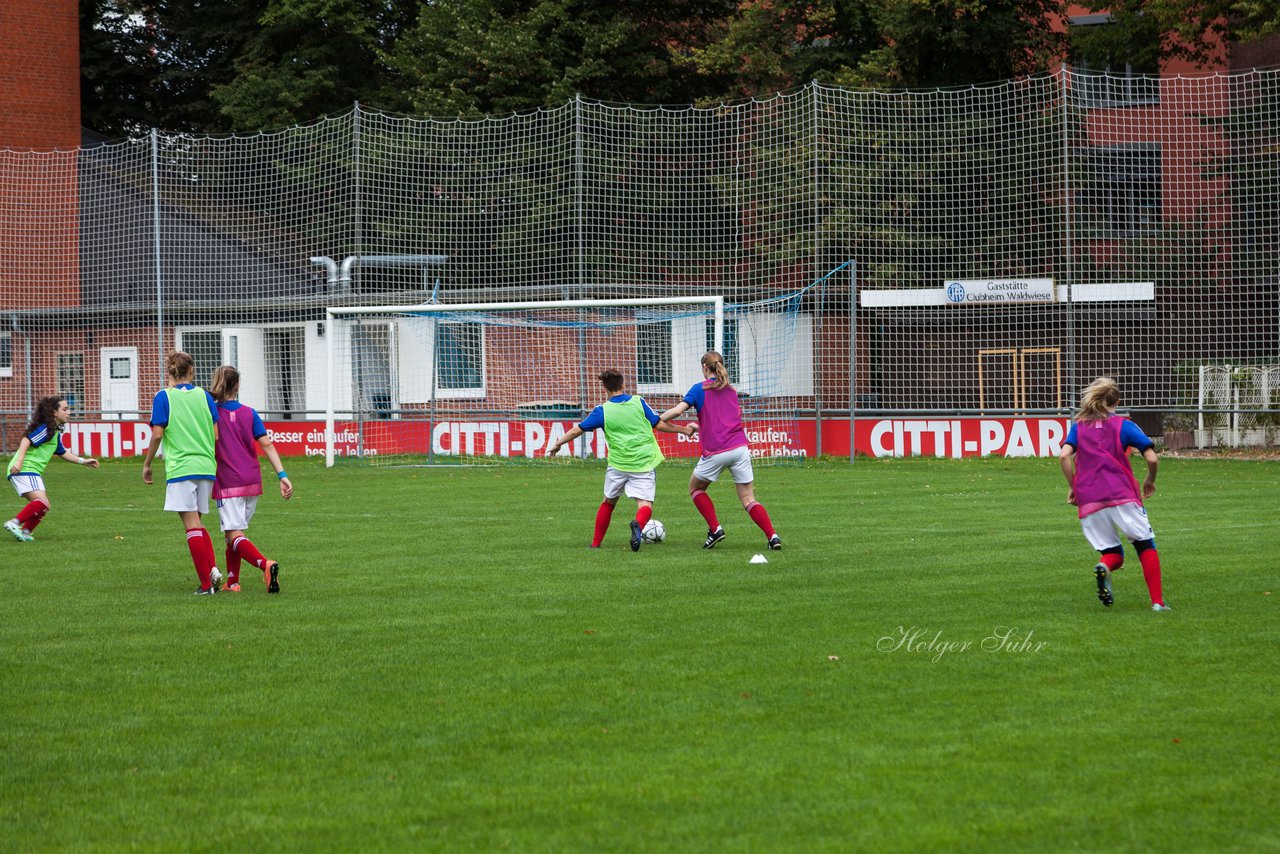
[{"xmin": 1, "ymin": 456, "xmax": 1276, "ymax": 851}]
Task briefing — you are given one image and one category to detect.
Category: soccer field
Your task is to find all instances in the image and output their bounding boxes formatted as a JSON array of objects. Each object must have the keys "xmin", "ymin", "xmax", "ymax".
[{"xmin": 1, "ymin": 456, "xmax": 1276, "ymax": 851}]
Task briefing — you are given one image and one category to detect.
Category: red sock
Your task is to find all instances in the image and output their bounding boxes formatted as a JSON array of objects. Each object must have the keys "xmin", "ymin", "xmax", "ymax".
[
  {"xmin": 17, "ymin": 499, "xmax": 48, "ymax": 531},
  {"xmin": 635, "ymin": 505, "xmax": 652, "ymax": 529},
  {"xmin": 691, "ymin": 490, "xmax": 719, "ymax": 529},
  {"xmin": 592, "ymin": 502, "xmax": 614, "ymax": 547},
  {"xmin": 225, "ymin": 545, "xmax": 242, "ymax": 584},
  {"xmin": 1139, "ymin": 548, "xmax": 1164, "ymax": 606},
  {"xmin": 233, "ymin": 535, "xmax": 267, "ymax": 570},
  {"xmin": 746, "ymin": 501, "xmax": 775, "ymax": 537},
  {"xmin": 1099, "ymin": 553, "xmax": 1124, "ymax": 571},
  {"xmin": 200, "ymin": 529, "xmax": 219, "ymax": 579},
  {"xmin": 186, "ymin": 528, "xmax": 213, "ymax": 589}
]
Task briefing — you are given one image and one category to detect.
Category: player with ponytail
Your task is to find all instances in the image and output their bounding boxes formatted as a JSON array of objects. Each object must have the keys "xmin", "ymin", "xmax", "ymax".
[
  {"xmin": 211, "ymin": 365, "xmax": 291, "ymax": 593},
  {"xmin": 5, "ymin": 396, "xmax": 99, "ymax": 542},
  {"xmin": 1059, "ymin": 377, "xmax": 1169, "ymax": 611},
  {"xmin": 661, "ymin": 351, "xmax": 781, "ymax": 551}
]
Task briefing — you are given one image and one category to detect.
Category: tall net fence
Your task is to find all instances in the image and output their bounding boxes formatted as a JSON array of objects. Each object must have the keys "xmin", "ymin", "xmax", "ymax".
[{"xmin": 1, "ymin": 68, "xmax": 1277, "ymax": 457}]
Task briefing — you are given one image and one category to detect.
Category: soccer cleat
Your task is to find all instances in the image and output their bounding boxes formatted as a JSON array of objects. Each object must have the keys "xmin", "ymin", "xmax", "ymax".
[
  {"xmin": 266, "ymin": 561, "xmax": 280, "ymax": 594},
  {"xmin": 1094, "ymin": 563, "xmax": 1114, "ymax": 607},
  {"xmin": 194, "ymin": 586, "xmax": 215, "ymax": 596},
  {"xmin": 629, "ymin": 520, "xmax": 643, "ymax": 552},
  {"xmin": 1152, "ymin": 603, "xmax": 1172, "ymax": 612},
  {"xmin": 703, "ymin": 526, "xmax": 726, "ymax": 549},
  {"xmin": 768, "ymin": 534, "xmax": 782, "ymax": 551},
  {"xmin": 210, "ymin": 567, "xmax": 224, "ymax": 593},
  {"xmin": 4, "ymin": 519, "xmax": 29, "ymax": 542},
  {"xmin": 225, "ymin": 582, "xmax": 242, "ymax": 592}
]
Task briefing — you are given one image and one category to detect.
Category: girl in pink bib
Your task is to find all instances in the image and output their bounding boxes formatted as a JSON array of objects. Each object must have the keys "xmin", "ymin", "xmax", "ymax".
[{"xmin": 1059, "ymin": 377, "xmax": 1168, "ymax": 611}]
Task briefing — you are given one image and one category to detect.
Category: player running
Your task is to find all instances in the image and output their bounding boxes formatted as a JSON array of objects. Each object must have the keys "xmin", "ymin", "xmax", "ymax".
[{"xmin": 1059, "ymin": 377, "xmax": 1169, "ymax": 611}]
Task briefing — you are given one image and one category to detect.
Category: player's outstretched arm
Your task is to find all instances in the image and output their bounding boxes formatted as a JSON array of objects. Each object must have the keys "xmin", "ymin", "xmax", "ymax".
[
  {"xmin": 257, "ymin": 435, "xmax": 293, "ymax": 499},
  {"xmin": 548, "ymin": 425, "xmax": 586, "ymax": 456},
  {"xmin": 660, "ymin": 401, "xmax": 691, "ymax": 422},
  {"xmin": 60, "ymin": 451, "xmax": 99, "ymax": 469},
  {"xmin": 654, "ymin": 420, "xmax": 695, "ymax": 438}
]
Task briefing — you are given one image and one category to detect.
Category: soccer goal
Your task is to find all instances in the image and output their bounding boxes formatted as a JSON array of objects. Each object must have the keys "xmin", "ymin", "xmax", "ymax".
[{"xmin": 322, "ymin": 294, "xmax": 813, "ymax": 466}]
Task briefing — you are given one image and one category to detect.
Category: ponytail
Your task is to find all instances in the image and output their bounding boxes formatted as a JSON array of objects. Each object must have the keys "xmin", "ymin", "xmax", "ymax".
[
  {"xmin": 1076, "ymin": 377, "xmax": 1120, "ymax": 423},
  {"xmin": 701, "ymin": 351, "xmax": 731, "ymax": 390},
  {"xmin": 210, "ymin": 365, "xmax": 240, "ymax": 403}
]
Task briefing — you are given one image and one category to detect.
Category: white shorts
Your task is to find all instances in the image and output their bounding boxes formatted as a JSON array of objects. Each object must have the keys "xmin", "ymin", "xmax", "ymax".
[
  {"xmin": 1080, "ymin": 503, "xmax": 1155, "ymax": 551},
  {"xmin": 217, "ymin": 495, "xmax": 260, "ymax": 532},
  {"xmin": 603, "ymin": 467, "xmax": 657, "ymax": 502},
  {"xmin": 164, "ymin": 479, "xmax": 214, "ymax": 514},
  {"xmin": 693, "ymin": 445, "xmax": 755, "ymax": 485},
  {"xmin": 9, "ymin": 474, "xmax": 45, "ymax": 497}
]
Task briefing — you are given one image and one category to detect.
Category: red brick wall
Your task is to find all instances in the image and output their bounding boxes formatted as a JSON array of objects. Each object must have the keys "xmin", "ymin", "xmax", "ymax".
[
  {"xmin": 0, "ymin": 0, "xmax": 81, "ymax": 151},
  {"xmin": 0, "ymin": 0, "xmax": 82, "ymax": 421}
]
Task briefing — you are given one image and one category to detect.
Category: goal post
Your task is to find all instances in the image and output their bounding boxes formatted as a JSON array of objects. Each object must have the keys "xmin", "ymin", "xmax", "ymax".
[{"xmin": 323, "ymin": 296, "xmax": 731, "ymax": 467}]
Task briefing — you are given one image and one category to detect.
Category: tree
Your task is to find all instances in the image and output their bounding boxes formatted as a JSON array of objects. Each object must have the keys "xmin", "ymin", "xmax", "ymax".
[
  {"xmin": 682, "ymin": 0, "xmax": 877, "ymax": 99},
  {"xmin": 212, "ymin": 0, "xmax": 417, "ymax": 130},
  {"xmin": 845, "ymin": 0, "xmax": 1067, "ymax": 89},
  {"xmin": 387, "ymin": 0, "xmax": 739, "ymax": 117},
  {"xmin": 80, "ymin": 0, "xmax": 273, "ymax": 135},
  {"xmin": 80, "ymin": 0, "xmax": 160, "ymax": 136},
  {"xmin": 1084, "ymin": 0, "xmax": 1280, "ymax": 66}
]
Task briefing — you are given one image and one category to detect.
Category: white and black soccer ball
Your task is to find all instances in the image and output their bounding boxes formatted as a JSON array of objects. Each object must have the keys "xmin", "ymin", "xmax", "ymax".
[{"xmin": 642, "ymin": 519, "xmax": 666, "ymax": 543}]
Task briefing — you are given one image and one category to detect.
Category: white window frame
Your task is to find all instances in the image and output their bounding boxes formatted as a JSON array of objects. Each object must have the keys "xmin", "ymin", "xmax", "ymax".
[
  {"xmin": 0, "ymin": 332, "xmax": 12, "ymax": 378},
  {"xmin": 433, "ymin": 320, "xmax": 486, "ymax": 400}
]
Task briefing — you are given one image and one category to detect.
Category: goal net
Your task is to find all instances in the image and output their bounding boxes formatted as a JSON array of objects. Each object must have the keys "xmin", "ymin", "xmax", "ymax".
[{"xmin": 324, "ymin": 294, "xmax": 813, "ymax": 466}]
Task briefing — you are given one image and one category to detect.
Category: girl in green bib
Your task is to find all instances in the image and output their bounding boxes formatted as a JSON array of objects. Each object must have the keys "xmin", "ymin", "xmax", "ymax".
[
  {"xmin": 6, "ymin": 397, "xmax": 99, "ymax": 542},
  {"xmin": 548, "ymin": 370, "xmax": 694, "ymax": 551}
]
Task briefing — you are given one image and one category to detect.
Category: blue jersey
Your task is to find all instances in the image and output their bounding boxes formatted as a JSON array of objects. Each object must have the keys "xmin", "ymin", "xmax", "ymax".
[
  {"xmin": 578, "ymin": 394, "xmax": 661, "ymax": 431},
  {"xmin": 149, "ymin": 383, "xmax": 219, "ymax": 427},
  {"xmin": 218, "ymin": 400, "xmax": 267, "ymax": 439},
  {"xmin": 1065, "ymin": 418, "xmax": 1152, "ymax": 452}
]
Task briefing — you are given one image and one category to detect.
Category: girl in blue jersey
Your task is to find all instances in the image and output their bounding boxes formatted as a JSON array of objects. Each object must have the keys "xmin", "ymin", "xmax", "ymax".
[{"xmin": 5, "ymin": 397, "xmax": 99, "ymax": 542}]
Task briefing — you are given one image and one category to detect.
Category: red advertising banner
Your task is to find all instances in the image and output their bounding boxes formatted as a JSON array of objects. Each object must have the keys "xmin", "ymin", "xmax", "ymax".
[{"xmin": 60, "ymin": 417, "xmax": 1071, "ymax": 461}]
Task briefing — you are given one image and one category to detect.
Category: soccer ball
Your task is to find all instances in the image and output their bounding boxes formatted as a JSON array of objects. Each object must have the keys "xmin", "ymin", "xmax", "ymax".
[{"xmin": 642, "ymin": 519, "xmax": 666, "ymax": 543}]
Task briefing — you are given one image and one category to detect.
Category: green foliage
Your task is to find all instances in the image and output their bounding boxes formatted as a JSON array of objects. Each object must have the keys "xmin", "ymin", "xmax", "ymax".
[
  {"xmin": 845, "ymin": 0, "xmax": 1067, "ymax": 89},
  {"xmin": 81, "ymin": 0, "xmax": 273, "ymax": 134},
  {"xmin": 1, "ymin": 457, "xmax": 1277, "ymax": 848},
  {"xmin": 79, "ymin": 0, "xmax": 162, "ymax": 137},
  {"xmin": 1083, "ymin": 0, "xmax": 1280, "ymax": 66},
  {"xmin": 387, "ymin": 0, "xmax": 739, "ymax": 117},
  {"xmin": 211, "ymin": 0, "xmax": 417, "ymax": 130},
  {"xmin": 83, "ymin": 0, "xmax": 1084, "ymax": 135},
  {"xmin": 823, "ymin": 79, "xmax": 1064, "ymax": 287}
]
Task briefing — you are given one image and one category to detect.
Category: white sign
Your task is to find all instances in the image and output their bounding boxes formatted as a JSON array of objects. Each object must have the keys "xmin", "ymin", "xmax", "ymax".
[{"xmin": 944, "ymin": 278, "xmax": 1056, "ymax": 305}]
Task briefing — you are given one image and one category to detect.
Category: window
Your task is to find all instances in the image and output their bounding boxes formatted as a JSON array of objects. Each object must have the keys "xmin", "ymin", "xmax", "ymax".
[
  {"xmin": 705, "ymin": 317, "xmax": 740, "ymax": 381},
  {"xmin": 0, "ymin": 333, "xmax": 11, "ymax": 378},
  {"xmin": 178, "ymin": 329, "xmax": 220, "ymax": 388},
  {"xmin": 436, "ymin": 322, "xmax": 483, "ymax": 395},
  {"xmin": 265, "ymin": 327, "xmax": 306, "ymax": 419},
  {"xmin": 57, "ymin": 354, "xmax": 85, "ymax": 412},
  {"xmin": 1082, "ymin": 145, "xmax": 1162, "ymax": 234},
  {"xmin": 1069, "ymin": 14, "xmax": 1160, "ymax": 107},
  {"xmin": 353, "ymin": 322, "xmax": 395, "ymax": 417},
  {"xmin": 637, "ymin": 321, "xmax": 673, "ymax": 386}
]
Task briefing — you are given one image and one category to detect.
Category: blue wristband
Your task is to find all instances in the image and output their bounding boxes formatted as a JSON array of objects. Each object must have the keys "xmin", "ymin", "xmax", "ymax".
[{"xmin": 277, "ymin": 470, "xmax": 288, "ymax": 479}]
